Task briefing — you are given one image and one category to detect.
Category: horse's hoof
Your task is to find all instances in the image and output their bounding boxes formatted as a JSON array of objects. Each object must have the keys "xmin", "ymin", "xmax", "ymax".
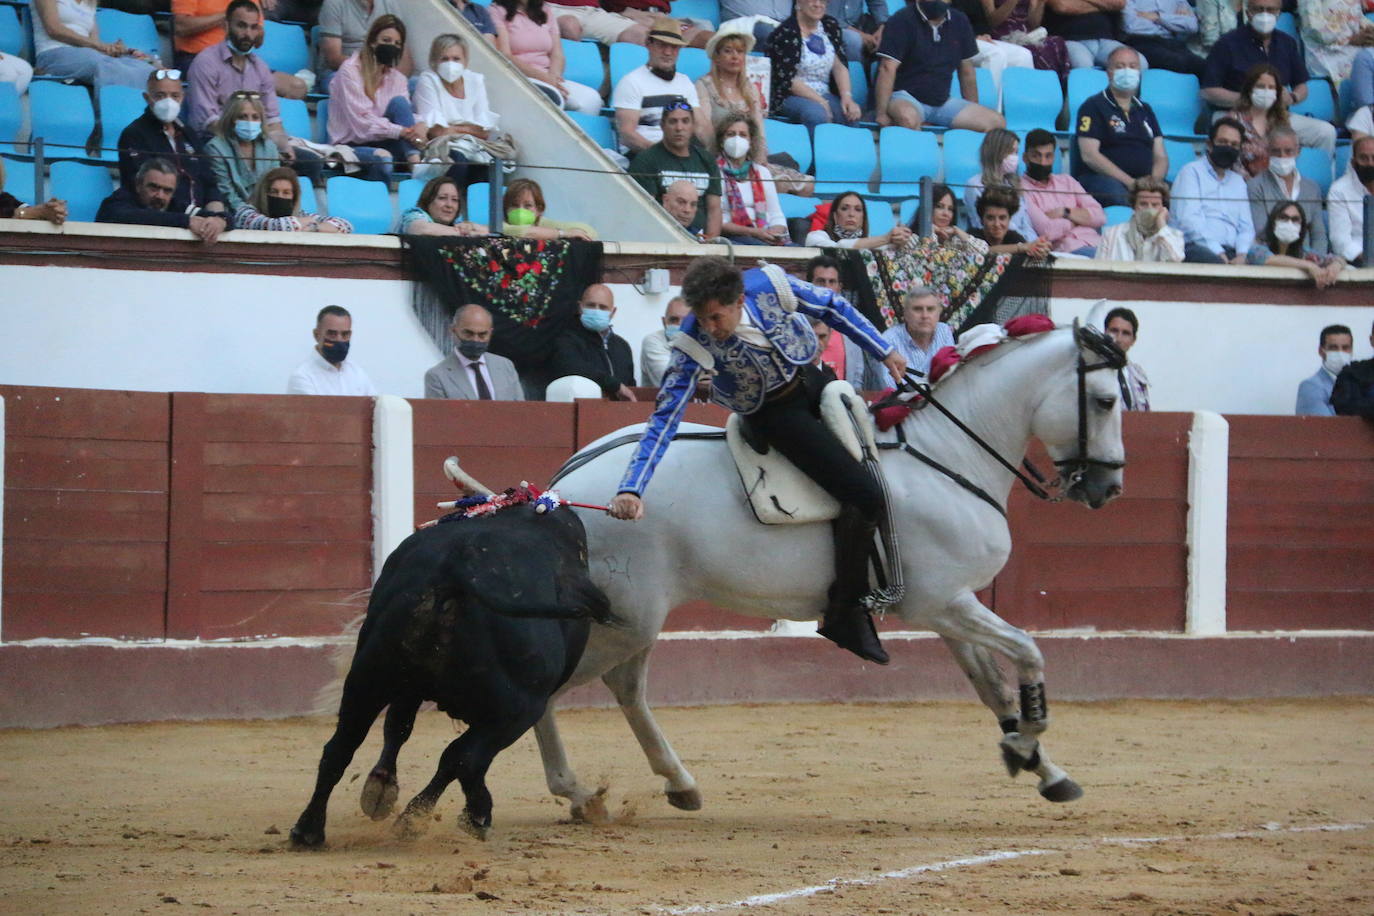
[
  {"xmin": 288, "ymin": 825, "xmax": 324, "ymax": 849},
  {"xmin": 461, "ymin": 809, "xmax": 491, "ymax": 841},
  {"xmin": 1038, "ymin": 775, "xmax": 1084, "ymax": 803},
  {"xmin": 666, "ymin": 787, "xmax": 703, "ymax": 811},
  {"xmin": 360, "ymin": 768, "xmax": 399, "ymax": 821},
  {"xmin": 571, "ymin": 787, "xmax": 611, "ymax": 825}
]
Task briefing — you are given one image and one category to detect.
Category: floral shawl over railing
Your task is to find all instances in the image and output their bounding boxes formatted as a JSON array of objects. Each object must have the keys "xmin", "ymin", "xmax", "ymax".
[{"xmin": 403, "ymin": 237, "xmax": 604, "ymax": 367}]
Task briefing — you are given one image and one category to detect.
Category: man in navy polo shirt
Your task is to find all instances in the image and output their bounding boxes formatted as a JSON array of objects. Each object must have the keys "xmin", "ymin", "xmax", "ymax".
[
  {"xmin": 1201, "ymin": 0, "xmax": 1336, "ymax": 154},
  {"xmin": 873, "ymin": 0, "xmax": 1004, "ymax": 131},
  {"xmin": 1073, "ymin": 46, "xmax": 1168, "ymax": 206}
]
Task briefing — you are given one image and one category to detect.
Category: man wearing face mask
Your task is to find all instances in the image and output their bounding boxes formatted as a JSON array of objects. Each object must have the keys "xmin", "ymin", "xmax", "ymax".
[
  {"xmin": 117, "ymin": 69, "xmax": 228, "ymax": 221},
  {"xmin": 639, "ymin": 296, "xmax": 690, "ymax": 387},
  {"xmin": 1095, "ymin": 175, "xmax": 1184, "ymax": 261},
  {"xmin": 1019, "ymin": 128, "xmax": 1105, "ymax": 255},
  {"xmin": 1331, "ymin": 320, "xmax": 1374, "ymax": 418},
  {"xmin": 1073, "ymin": 45, "xmax": 1168, "ymax": 207},
  {"xmin": 287, "ymin": 305, "xmax": 379, "ymax": 396},
  {"xmin": 1296, "ymin": 324, "xmax": 1354, "ymax": 416},
  {"xmin": 548, "ymin": 284, "xmax": 638, "ymax": 401},
  {"xmin": 1201, "ymin": 0, "xmax": 1336, "ymax": 155},
  {"xmin": 1171, "ymin": 116, "xmax": 1255, "ymax": 263},
  {"xmin": 1327, "ymin": 135, "xmax": 1374, "ymax": 266},
  {"xmin": 1247, "ymin": 125, "xmax": 1329, "ymax": 255},
  {"xmin": 424, "ymin": 304, "xmax": 525, "ymax": 401}
]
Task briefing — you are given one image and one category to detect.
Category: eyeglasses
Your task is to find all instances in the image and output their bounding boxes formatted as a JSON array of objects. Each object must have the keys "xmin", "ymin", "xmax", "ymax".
[
  {"xmin": 231, "ymin": 90, "xmax": 263, "ymax": 99},
  {"xmin": 154, "ymin": 69, "xmax": 182, "ymax": 81}
]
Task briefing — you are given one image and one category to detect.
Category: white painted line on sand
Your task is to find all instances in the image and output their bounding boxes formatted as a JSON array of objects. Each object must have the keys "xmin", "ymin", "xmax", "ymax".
[{"xmin": 656, "ymin": 821, "xmax": 1372, "ymax": 915}]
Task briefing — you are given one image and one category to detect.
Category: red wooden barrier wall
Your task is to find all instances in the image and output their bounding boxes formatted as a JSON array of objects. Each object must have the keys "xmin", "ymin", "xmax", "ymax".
[
  {"xmin": 2, "ymin": 386, "xmax": 170, "ymax": 640},
  {"xmin": 1226, "ymin": 415, "xmax": 1374, "ymax": 630}
]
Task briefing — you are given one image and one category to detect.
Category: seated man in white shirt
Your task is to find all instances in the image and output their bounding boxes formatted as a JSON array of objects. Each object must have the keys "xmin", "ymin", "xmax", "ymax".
[
  {"xmin": 424, "ymin": 304, "xmax": 525, "ymax": 400},
  {"xmin": 639, "ymin": 295, "xmax": 689, "ymax": 387},
  {"xmin": 870, "ymin": 287, "xmax": 955, "ymax": 380},
  {"xmin": 610, "ymin": 19, "xmax": 699, "ymax": 154},
  {"xmin": 287, "ymin": 305, "xmax": 379, "ymax": 396}
]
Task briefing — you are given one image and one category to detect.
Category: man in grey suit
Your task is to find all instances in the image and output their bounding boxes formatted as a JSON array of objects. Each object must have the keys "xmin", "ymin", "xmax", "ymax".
[{"xmin": 423, "ymin": 304, "xmax": 525, "ymax": 401}]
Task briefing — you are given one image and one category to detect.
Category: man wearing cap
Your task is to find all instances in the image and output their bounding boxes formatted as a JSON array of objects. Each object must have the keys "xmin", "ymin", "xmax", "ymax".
[
  {"xmin": 611, "ymin": 17, "xmax": 701, "ymax": 153},
  {"xmin": 545, "ymin": 0, "xmax": 648, "ymax": 45},
  {"xmin": 631, "ymin": 103, "xmax": 723, "ymax": 239}
]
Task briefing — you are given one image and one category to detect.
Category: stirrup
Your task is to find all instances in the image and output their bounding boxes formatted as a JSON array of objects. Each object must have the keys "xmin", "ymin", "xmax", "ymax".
[{"xmin": 861, "ymin": 586, "xmax": 904, "ymax": 617}]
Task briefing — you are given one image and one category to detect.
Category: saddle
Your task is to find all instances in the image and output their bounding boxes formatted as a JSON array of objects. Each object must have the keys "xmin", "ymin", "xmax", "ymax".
[{"xmin": 725, "ymin": 380, "xmax": 879, "ymax": 525}]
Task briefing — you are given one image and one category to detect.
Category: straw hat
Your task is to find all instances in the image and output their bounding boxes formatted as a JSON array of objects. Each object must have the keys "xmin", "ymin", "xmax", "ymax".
[
  {"xmin": 647, "ymin": 16, "xmax": 687, "ymax": 47},
  {"xmin": 704, "ymin": 21, "xmax": 757, "ymax": 58}
]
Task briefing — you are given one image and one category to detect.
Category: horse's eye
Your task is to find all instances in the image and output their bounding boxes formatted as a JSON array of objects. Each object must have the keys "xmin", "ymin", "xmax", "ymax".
[{"xmin": 1094, "ymin": 396, "xmax": 1116, "ymax": 410}]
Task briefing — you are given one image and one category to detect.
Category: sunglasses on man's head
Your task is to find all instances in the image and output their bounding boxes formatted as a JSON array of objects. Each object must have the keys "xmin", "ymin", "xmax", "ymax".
[
  {"xmin": 154, "ymin": 69, "xmax": 182, "ymax": 81},
  {"xmin": 663, "ymin": 99, "xmax": 693, "ymax": 113}
]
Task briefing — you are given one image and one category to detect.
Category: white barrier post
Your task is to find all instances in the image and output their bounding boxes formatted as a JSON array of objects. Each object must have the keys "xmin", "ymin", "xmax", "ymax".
[
  {"xmin": 371, "ymin": 395, "xmax": 414, "ymax": 584},
  {"xmin": 0, "ymin": 395, "xmax": 5, "ymax": 642},
  {"xmin": 1185, "ymin": 410, "xmax": 1229, "ymax": 635}
]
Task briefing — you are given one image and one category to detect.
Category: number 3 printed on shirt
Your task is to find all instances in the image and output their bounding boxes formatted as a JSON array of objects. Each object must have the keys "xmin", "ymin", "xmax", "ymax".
[{"xmin": 1078, "ymin": 115, "xmax": 1092, "ymax": 132}]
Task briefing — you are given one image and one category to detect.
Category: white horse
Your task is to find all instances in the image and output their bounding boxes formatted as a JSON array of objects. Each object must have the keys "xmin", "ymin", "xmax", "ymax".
[{"xmin": 533, "ymin": 322, "xmax": 1127, "ymax": 819}]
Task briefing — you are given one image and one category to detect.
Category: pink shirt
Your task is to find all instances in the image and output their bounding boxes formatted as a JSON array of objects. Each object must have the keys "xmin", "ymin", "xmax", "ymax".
[
  {"xmin": 490, "ymin": 6, "xmax": 558, "ymax": 72},
  {"xmin": 326, "ymin": 52, "xmax": 410, "ymax": 145},
  {"xmin": 1021, "ymin": 173, "xmax": 1105, "ymax": 253}
]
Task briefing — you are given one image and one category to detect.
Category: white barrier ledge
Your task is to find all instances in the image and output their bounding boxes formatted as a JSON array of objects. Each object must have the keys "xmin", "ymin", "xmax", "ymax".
[{"xmin": 1186, "ymin": 410, "xmax": 1229, "ymax": 635}]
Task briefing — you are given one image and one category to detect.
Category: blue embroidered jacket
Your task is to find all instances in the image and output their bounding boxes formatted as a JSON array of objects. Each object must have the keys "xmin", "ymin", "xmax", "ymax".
[{"xmin": 617, "ymin": 267, "xmax": 892, "ymax": 496}]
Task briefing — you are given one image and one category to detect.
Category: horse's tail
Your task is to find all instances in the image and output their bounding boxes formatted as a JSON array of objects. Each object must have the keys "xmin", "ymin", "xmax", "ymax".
[{"xmin": 310, "ymin": 597, "xmax": 370, "ymax": 718}]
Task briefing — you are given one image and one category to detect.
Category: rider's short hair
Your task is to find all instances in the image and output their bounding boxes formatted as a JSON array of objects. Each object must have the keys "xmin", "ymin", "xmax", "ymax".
[
  {"xmin": 1104, "ymin": 306, "xmax": 1138, "ymax": 335},
  {"xmin": 682, "ymin": 256, "xmax": 744, "ymax": 312}
]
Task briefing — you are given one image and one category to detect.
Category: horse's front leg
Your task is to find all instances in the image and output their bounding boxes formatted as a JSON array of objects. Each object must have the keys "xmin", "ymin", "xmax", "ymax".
[
  {"xmin": 934, "ymin": 592, "xmax": 1082, "ymax": 802},
  {"xmin": 533, "ymin": 705, "xmax": 611, "ymax": 823},
  {"xmin": 601, "ymin": 647, "xmax": 701, "ymax": 812}
]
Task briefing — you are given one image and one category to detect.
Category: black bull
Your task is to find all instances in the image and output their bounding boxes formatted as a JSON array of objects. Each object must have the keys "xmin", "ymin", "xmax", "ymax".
[{"xmin": 290, "ymin": 504, "xmax": 613, "ymax": 847}]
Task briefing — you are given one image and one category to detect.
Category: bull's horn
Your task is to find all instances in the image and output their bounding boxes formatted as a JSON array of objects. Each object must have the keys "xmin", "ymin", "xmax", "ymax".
[{"xmin": 444, "ymin": 456, "xmax": 495, "ymax": 496}]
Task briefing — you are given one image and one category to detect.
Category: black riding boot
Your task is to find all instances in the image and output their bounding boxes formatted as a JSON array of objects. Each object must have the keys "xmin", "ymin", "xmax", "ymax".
[{"xmin": 817, "ymin": 506, "xmax": 889, "ymax": 665}]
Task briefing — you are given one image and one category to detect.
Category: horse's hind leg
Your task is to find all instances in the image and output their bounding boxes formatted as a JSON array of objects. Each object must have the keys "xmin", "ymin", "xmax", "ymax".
[
  {"xmin": 360, "ymin": 696, "xmax": 421, "ymax": 820},
  {"xmin": 601, "ymin": 647, "xmax": 701, "ymax": 812},
  {"xmin": 290, "ymin": 673, "xmax": 389, "ymax": 848},
  {"xmin": 395, "ymin": 717, "xmax": 531, "ymax": 841}
]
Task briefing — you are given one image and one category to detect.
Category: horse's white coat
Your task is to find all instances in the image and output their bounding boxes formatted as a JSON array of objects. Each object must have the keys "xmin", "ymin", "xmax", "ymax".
[{"xmin": 536, "ymin": 327, "xmax": 1127, "ymax": 812}]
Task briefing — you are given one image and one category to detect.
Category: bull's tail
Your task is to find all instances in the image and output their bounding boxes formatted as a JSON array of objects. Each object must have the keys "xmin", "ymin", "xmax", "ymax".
[{"xmin": 310, "ymin": 609, "xmax": 368, "ymax": 717}]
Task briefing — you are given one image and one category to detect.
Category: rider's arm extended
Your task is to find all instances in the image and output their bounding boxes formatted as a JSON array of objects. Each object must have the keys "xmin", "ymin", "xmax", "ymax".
[
  {"xmin": 782, "ymin": 273, "xmax": 893, "ymax": 363},
  {"xmin": 617, "ymin": 349, "xmax": 703, "ymax": 496}
]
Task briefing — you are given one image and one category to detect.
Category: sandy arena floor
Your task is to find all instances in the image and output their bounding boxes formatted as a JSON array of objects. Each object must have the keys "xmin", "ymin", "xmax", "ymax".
[{"xmin": 1, "ymin": 698, "xmax": 1371, "ymax": 915}]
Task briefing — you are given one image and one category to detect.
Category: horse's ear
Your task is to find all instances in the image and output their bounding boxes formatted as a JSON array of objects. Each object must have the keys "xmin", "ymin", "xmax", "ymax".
[{"xmin": 1083, "ymin": 298, "xmax": 1111, "ymax": 330}]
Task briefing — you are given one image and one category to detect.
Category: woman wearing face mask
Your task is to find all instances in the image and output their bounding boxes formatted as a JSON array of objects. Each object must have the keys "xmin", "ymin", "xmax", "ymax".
[
  {"xmin": 411, "ymin": 34, "xmax": 499, "ymax": 188},
  {"xmin": 500, "ymin": 177, "xmax": 595, "ymax": 240},
  {"xmin": 807, "ymin": 191, "xmax": 913, "ymax": 249},
  {"xmin": 963, "ymin": 128, "xmax": 1038, "ymax": 241},
  {"xmin": 1247, "ymin": 201, "xmax": 1346, "ymax": 288},
  {"xmin": 398, "ymin": 174, "xmax": 489, "ymax": 236},
  {"xmin": 233, "ymin": 166, "xmax": 353, "ymax": 232},
  {"xmin": 204, "ymin": 91, "xmax": 282, "ymax": 212},
  {"xmin": 327, "ymin": 15, "xmax": 430, "ymax": 183},
  {"xmin": 1095, "ymin": 175, "xmax": 1184, "ymax": 261},
  {"xmin": 715, "ymin": 114, "xmax": 790, "ymax": 246},
  {"xmin": 1220, "ymin": 63, "xmax": 1290, "ymax": 178}
]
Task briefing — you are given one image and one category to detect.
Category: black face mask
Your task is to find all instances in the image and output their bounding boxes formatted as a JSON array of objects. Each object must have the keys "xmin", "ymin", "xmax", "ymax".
[
  {"xmin": 918, "ymin": 0, "xmax": 949, "ymax": 21},
  {"xmin": 266, "ymin": 197, "xmax": 294, "ymax": 218},
  {"xmin": 319, "ymin": 340, "xmax": 349, "ymax": 365},
  {"xmin": 1355, "ymin": 163, "xmax": 1374, "ymax": 185},
  {"xmin": 374, "ymin": 43, "xmax": 402, "ymax": 67},
  {"xmin": 1024, "ymin": 160, "xmax": 1053, "ymax": 182},
  {"xmin": 1208, "ymin": 144, "xmax": 1240, "ymax": 170},
  {"xmin": 649, "ymin": 66, "xmax": 677, "ymax": 82}
]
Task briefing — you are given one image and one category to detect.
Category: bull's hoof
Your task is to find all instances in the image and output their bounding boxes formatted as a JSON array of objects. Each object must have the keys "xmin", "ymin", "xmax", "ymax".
[
  {"xmin": 288, "ymin": 824, "xmax": 325, "ymax": 849},
  {"xmin": 360, "ymin": 768, "xmax": 399, "ymax": 821},
  {"xmin": 1038, "ymin": 775, "xmax": 1084, "ymax": 803},
  {"xmin": 665, "ymin": 787, "xmax": 703, "ymax": 811},
  {"xmin": 461, "ymin": 809, "xmax": 491, "ymax": 841}
]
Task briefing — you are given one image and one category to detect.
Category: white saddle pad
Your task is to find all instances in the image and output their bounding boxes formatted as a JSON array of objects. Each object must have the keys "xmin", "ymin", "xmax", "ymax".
[{"xmin": 725, "ymin": 380, "xmax": 879, "ymax": 525}]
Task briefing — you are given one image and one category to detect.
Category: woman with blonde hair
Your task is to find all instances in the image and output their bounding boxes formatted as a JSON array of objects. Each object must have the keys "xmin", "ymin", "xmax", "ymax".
[
  {"xmin": 963, "ymin": 128, "xmax": 1037, "ymax": 240},
  {"xmin": 205, "ymin": 90, "xmax": 280, "ymax": 212},
  {"xmin": 412, "ymin": 33, "xmax": 503, "ymax": 187},
  {"xmin": 327, "ymin": 15, "xmax": 430, "ymax": 182},
  {"xmin": 233, "ymin": 166, "xmax": 352, "ymax": 232},
  {"xmin": 501, "ymin": 177, "xmax": 595, "ymax": 240}
]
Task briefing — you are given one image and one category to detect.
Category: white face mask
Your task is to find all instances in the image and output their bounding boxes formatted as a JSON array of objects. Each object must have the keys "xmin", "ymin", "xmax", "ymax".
[
  {"xmin": 437, "ymin": 60, "xmax": 466, "ymax": 83},
  {"xmin": 1268, "ymin": 155, "xmax": 1297, "ymax": 177},
  {"xmin": 722, "ymin": 134, "xmax": 750, "ymax": 160},
  {"xmin": 1002, "ymin": 153, "xmax": 1020, "ymax": 175},
  {"xmin": 1322, "ymin": 349, "xmax": 1353, "ymax": 374},
  {"xmin": 1250, "ymin": 11, "xmax": 1277, "ymax": 34},
  {"xmin": 1250, "ymin": 87, "xmax": 1278, "ymax": 110},
  {"xmin": 1272, "ymin": 218, "xmax": 1301, "ymax": 244},
  {"xmin": 151, "ymin": 97, "xmax": 181, "ymax": 123}
]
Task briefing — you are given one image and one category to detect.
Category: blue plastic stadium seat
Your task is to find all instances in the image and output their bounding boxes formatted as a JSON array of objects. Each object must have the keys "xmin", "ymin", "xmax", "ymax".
[
  {"xmin": 314, "ymin": 98, "xmax": 330, "ymax": 143},
  {"xmin": 878, "ymin": 126, "xmax": 938, "ymax": 197},
  {"xmin": 49, "ymin": 161, "xmax": 115, "ymax": 222},
  {"xmin": 610, "ymin": 43, "xmax": 649, "ymax": 88},
  {"xmin": 778, "ymin": 193, "xmax": 817, "ymax": 220},
  {"xmin": 29, "ymin": 81, "xmax": 95, "ymax": 160},
  {"xmin": 278, "ymin": 97, "xmax": 311, "ymax": 140},
  {"xmin": 2, "ymin": 154, "xmax": 38, "ymax": 200},
  {"xmin": 568, "ymin": 110, "xmax": 615, "ymax": 149},
  {"xmin": 864, "ymin": 197, "xmax": 894, "ymax": 236},
  {"xmin": 260, "ymin": 20, "xmax": 311, "ymax": 75},
  {"xmin": 97, "ymin": 85, "xmax": 147, "ymax": 162},
  {"xmin": 0, "ymin": 7, "xmax": 23, "ymax": 57},
  {"xmin": 848, "ymin": 61, "xmax": 869, "ymax": 112},
  {"xmin": 677, "ymin": 47, "xmax": 709, "ymax": 83},
  {"xmin": 1163, "ymin": 137, "xmax": 1197, "ymax": 182},
  {"xmin": 0, "ymin": 84, "xmax": 21, "ymax": 154},
  {"xmin": 396, "ymin": 176, "xmax": 424, "ymax": 214},
  {"xmin": 94, "ymin": 9, "xmax": 160, "ymax": 60},
  {"xmin": 466, "ymin": 182, "xmax": 491, "ymax": 226},
  {"xmin": 940, "ymin": 128, "xmax": 982, "ymax": 188},
  {"xmin": 765, "ymin": 118, "xmax": 812, "ymax": 172},
  {"xmin": 561, "ymin": 39, "xmax": 604, "ymax": 90},
  {"xmin": 324, "ymin": 175, "xmax": 392, "ymax": 234},
  {"xmin": 1297, "ymin": 145, "xmax": 1334, "ymax": 196},
  {"xmin": 298, "ymin": 174, "xmax": 319, "ymax": 214},
  {"xmin": 948, "ymin": 67, "xmax": 997, "ymax": 111},
  {"xmin": 671, "ymin": 0, "xmax": 721, "ymax": 26},
  {"xmin": 1102, "ymin": 204, "xmax": 1131, "ymax": 226},
  {"xmin": 1275, "ymin": 11, "xmax": 1299, "ymax": 40},
  {"xmin": 1290, "ymin": 79, "xmax": 1336, "ymax": 123},
  {"xmin": 1066, "ymin": 68, "xmax": 1108, "ymax": 124},
  {"xmin": 1141, "ymin": 69, "xmax": 1202, "ymax": 137},
  {"xmin": 812, "ymin": 122, "xmax": 875, "ymax": 196},
  {"xmin": 1002, "ymin": 67, "xmax": 1062, "ymax": 132},
  {"xmin": 898, "ymin": 196, "xmax": 920, "ymax": 226}
]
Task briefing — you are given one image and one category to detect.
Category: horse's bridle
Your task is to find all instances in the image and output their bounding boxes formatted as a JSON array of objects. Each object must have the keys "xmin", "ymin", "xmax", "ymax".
[{"xmin": 1053, "ymin": 320, "xmax": 1128, "ymax": 491}]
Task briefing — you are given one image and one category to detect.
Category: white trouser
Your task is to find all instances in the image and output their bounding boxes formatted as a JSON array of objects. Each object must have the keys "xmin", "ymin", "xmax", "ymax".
[
  {"xmin": 974, "ymin": 39, "xmax": 1034, "ymax": 108},
  {"xmin": 1290, "ymin": 111, "xmax": 1337, "ymax": 155}
]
